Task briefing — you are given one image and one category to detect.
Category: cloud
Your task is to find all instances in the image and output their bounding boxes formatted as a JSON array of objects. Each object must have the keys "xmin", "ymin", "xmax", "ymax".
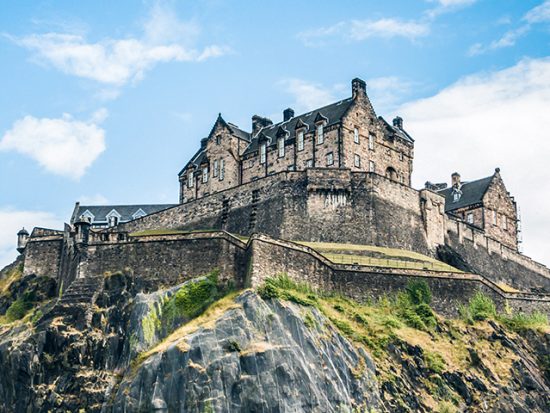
[
  {"xmin": 278, "ymin": 79, "xmax": 346, "ymax": 114},
  {"xmin": 7, "ymin": 4, "xmax": 229, "ymax": 86},
  {"xmin": 398, "ymin": 57, "xmax": 550, "ymax": 265},
  {"xmin": 0, "ymin": 208, "xmax": 61, "ymax": 270},
  {"xmin": 78, "ymin": 194, "xmax": 109, "ymax": 205},
  {"xmin": 298, "ymin": 18, "xmax": 429, "ymax": 46},
  {"xmin": 366, "ymin": 76, "xmax": 416, "ymax": 113},
  {"xmin": 468, "ymin": 1, "xmax": 550, "ymax": 55},
  {"xmin": 426, "ymin": 0, "xmax": 478, "ymax": 17},
  {"xmin": 0, "ymin": 109, "xmax": 107, "ymax": 179}
]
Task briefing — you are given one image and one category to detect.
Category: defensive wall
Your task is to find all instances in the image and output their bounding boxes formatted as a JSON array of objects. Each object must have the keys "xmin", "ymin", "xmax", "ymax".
[{"xmin": 20, "ymin": 229, "xmax": 550, "ymax": 317}]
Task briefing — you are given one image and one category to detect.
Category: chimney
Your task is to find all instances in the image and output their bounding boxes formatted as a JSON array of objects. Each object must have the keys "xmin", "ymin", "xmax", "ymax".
[
  {"xmin": 283, "ymin": 108, "xmax": 295, "ymax": 122},
  {"xmin": 452, "ymin": 172, "xmax": 461, "ymax": 188},
  {"xmin": 393, "ymin": 116, "xmax": 403, "ymax": 130},
  {"xmin": 352, "ymin": 78, "xmax": 366, "ymax": 99},
  {"xmin": 252, "ymin": 115, "xmax": 273, "ymax": 135}
]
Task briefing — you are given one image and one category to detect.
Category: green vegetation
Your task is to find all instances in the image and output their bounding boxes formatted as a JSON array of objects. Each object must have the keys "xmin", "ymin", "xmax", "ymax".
[
  {"xmin": 0, "ymin": 263, "xmax": 23, "ymax": 296},
  {"xmin": 5, "ymin": 294, "xmax": 34, "ymax": 322},
  {"xmin": 424, "ymin": 351, "xmax": 446, "ymax": 374},
  {"xmin": 459, "ymin": 291, "xmax": 548, "ymax": 332},
  {"xmin": 436, "ymin": 401, "xmax": 457, "ymax": 413},
  {"xmin": 296, "ymin": 241, "xmax": 461, "ymax": 273}
]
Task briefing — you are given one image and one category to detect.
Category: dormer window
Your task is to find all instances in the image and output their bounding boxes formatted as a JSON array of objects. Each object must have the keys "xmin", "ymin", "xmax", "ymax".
[
  {"xmin": 277, "ymin": 137, "xmax": 285, "ymax": 158},
  {"xmin": 106, "ymin": 210, "xmax": 121, "ymax": 228},
  {"xmin": 452, "ymin": 189, "xmax": 462, "ymax": 202},
  {"xmin": 202, "ymin": 166, "xmax": 209, "ymax": 183},
  {"xmin": 260, "ymin": 143, "xmax": 267, "ymax": 164},
  {"xmin": 297, "ymin": 130, "xmax": 304, "ymax": 151},
  {"xmin": 132, "ymin": 208, "xmax": 147, "ymax": 220},
  {"xmin": 316, "ymin": 124, "xmax": 324, "ymax": 144},
  {"xmin": 354, "ymin": 128, "xmax": 359, "ymax": 144}
]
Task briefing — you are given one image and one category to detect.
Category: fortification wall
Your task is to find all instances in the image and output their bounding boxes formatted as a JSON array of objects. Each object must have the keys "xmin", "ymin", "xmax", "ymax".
[
  {"xmin": 247, "ymin": 235, "xmax": 550, "ymax": 317},
  {"xmin": 445, "ymin": 218, "xmax": 550, "ymax": 293},
  {"xmin": 80, "ymin": 232, "xmax": 247, "ymax": 292},
  {"xmin": 23, "ymin": 237, "xmax": 63, "ymax": 278}
]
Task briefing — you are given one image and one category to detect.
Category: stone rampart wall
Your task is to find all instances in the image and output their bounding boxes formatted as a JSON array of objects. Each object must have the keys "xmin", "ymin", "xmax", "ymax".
[{"xmin": 23, "ymin": 237, "xmax": 63, "ymax": 278}]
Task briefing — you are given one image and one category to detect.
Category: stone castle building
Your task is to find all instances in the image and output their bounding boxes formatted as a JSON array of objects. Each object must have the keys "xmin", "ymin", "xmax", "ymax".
[{"xmin": 14, "ymin": 76, "xmax": 549, "ymax": 318}]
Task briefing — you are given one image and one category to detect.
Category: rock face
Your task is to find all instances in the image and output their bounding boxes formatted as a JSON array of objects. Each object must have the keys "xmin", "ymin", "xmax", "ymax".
[
  {"xmin": 0, "ymin": 263, "xmax": 549, "ymax": 412},
  {"xmin": 113, "ymin": 290, "xmax": 380, "ymax": 412}
]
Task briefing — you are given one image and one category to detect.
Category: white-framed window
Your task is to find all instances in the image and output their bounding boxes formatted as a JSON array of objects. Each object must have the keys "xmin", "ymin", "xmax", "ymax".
[
  {"xmin": 188, "ymin": 173, "xmax": 194, "ymax": 188},
  {"xmin": 297, "ymin": 130, "xmax": 304, "ymax": 151},
  {"xmin": 202, "ymin": 166, "xmax": 208, "ymax": 183},
  {"xmin": 354, "ymin": 154, "xmax": 361, "ymax": 168},
  {"xmin": 277, "ymin": 137, "xmax": 285, "ymax": 158},
  {"xmin": 368, "ymin": 134, "xmax": 375, "ymax": 150},
  {"xmin": 326, "ymin": 152, "xmax": 334, "ymax": 166},
  {"xmin": 354, "ymin": 128, "xmax": 359, "ymax": 144},
  {"xmin": 467, "ymin": 213, "xmax": 474, "ymax": 224},
  {"xmin": 306, "ymin": 159, "xmax": 313, "ymax": 168},
  {"xmin": 213, "ymin": 159, "xmax": 219, "ymax": 177},
  {"xmin": 316, "ymin": 124, "xmax": 324, "ymax": 144},
  {"xmin": 369, "ymin": 160, "xmax": 375, "ymax": 172},
  {"xmin": 492, "ymin": 210, "xmax": 497, "ymax": 225},
  {"xmin": 220, "ymin": 159, "xmax": 225, "ymax": 181},
  {"xmin": 260, "ymin": 143, "xmax": 267, "ymax": 164}
]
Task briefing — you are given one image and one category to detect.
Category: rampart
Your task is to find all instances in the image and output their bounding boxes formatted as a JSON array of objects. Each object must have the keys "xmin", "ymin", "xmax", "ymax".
[{"xmin": 22, "ymin": 228, "xmax": 64, "ymax": 278}]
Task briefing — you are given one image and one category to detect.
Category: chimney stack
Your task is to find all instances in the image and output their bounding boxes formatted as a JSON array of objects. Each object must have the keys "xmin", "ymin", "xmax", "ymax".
[
  {"xmin": 283, "ymin": 108, "xmax": 295, "ymax": 122},
  {"xmin": 252, "ymin": 115, "xmax": 273, "ymax": 135},
  {"xmin": 451, "ymin": 172, "xmax": 461, "ymax": 188},
  {"xmin": 393, "ymin": 116, "xmax": 403, "ymax": 130},
  {"xmin": 352, "ymin": 78, "xmax": 366, "ymax": 99}
]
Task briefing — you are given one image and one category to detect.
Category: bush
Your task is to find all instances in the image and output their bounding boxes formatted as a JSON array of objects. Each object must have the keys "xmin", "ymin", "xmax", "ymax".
[
  {"xmin": 424, "ymin": 351, "xmax": 446, "ymax": 374},
  {"xmin": 406, "ymin": 280, "xmax": 432, "ymax": 305},
  {"xmin": 501, "ymin": 311, "xmax": 548, "ymax": 332},
  {"xmin": 5, "ymin": 297, "xmax": 34, "ymax": 322},
  {"xmin": 460, "ymin": 291, "xmax": 496, "ymax": 323},
  {"xmin": 436, "ymin": 401, "xmax": 457, "ymax": 413}
]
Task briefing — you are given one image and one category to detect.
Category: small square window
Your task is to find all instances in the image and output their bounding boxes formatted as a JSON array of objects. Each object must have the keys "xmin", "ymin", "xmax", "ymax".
[
  {"xmin": 326, "ymin": 152, "xmax": 334, "ymax": 166},
  {"xmin": 354, "ymin": 154, "xmax": 361, "ymax": 168}
]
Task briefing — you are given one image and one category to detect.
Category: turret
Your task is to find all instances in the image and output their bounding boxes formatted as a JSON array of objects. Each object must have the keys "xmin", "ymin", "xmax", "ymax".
[
  {"xmin": 74, "ymin": 216, "xmax": 92, "ymax": 245},
  {"xmin": 16, "ymin": 228, "xmax": 29, "ymax": 254}
]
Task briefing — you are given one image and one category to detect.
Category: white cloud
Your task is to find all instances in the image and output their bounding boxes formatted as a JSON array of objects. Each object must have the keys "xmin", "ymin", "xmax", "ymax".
[
  {"xmin": 298, "ymin": 18, "xmax": 429, "ymax": 46},
  {"xmin": 8, "ymin": 4, "xmax": 228, "ymax": 86},
  {"xmin": 278, "ymin": 79, "xmax": 346, "ymax": 114},
  {"xmin": 78, "ymin": 194, "xmax": 109, "ymax": 205},
  {"xmin": 426, "ymin": 0, "xmax": 478, "ymax": 17},
  {"xmin": 367, "ymin": 76, "xmax": 415, "ymax": 113},
  {"xmin": 469, "ymin": 1, "xmax": 550, "ymax": 55},
  {"xmin": 524, "ymin": 1, "xmax": 550, "ymax": 24},
  {"xmin": 398, "ymin": 57, "xmax": 550, "ymax": 265},
  {"xmin": 0, "ymin": 110, "xmax": 107, "ymax": 179},
  {"xmin": 0, "ymin": 208, "xmax": 62, "ymax": 270}
]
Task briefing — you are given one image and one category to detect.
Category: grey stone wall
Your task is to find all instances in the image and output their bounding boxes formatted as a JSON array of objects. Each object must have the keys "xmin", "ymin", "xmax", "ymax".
[
  {"xmin": 81, "ymin": 233, "xmax": 247, "ymax": 292},
  {"xmin": 23, "ymin": 238, "xmax": 63, "ymax": 278}
]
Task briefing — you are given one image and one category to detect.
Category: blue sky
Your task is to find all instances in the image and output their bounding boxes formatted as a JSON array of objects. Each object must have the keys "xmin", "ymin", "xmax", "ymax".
[{"xmin": 1, "ymin": 0, "xmax": 550, "ymax": 267}]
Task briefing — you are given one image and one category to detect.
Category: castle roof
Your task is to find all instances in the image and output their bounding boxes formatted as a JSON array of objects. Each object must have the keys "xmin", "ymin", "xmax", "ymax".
[
  {"xmin": 72, "ymin": 204, "xmax": 176, "ymax": 225},
  {"xmin": 242, "ymin": 97, "xmax": 355, "ymax": 156},
  {"xmin": 438, "ymin": 175, "xmax": 493, "ymax": 212}
]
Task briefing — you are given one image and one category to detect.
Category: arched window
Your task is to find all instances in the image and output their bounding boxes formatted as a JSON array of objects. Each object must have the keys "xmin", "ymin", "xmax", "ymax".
[{"xmin": 385, "ymin": 167, "xmax": 398, "ymax": 182}]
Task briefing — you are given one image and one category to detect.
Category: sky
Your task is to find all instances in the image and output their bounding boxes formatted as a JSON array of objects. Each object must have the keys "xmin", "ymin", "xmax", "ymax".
[{"xmin": 1, "ymin": 0, "xmax": 550, "ymax": 268}]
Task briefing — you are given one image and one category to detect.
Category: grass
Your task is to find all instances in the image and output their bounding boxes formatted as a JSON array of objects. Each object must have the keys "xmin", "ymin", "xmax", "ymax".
[
  {"xmin": 0, "ymin": 263, "xmax": 23, "ymax": 296},
  {"xmin": 296, "ymin": 241, "xmax": 461, "ymax": 273}
]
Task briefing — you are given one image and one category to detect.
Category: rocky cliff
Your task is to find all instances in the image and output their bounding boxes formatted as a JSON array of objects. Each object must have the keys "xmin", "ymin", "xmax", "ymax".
[{"xmin": 0, "ymin": 261, "xmax": 548, "ymax": 412}]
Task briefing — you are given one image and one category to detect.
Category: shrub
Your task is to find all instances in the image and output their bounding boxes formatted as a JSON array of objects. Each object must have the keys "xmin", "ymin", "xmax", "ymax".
[
  {"xmin": 5, "ymin": 297, "xmax": 34, "ymax": 322},
  {"xmin": 436, "ymin": 401, "xmax": 457, "ymax": 413},
  {"xmin": 460, "ymin": 291, "xmax": 496, "ymax": 323},
  {"xmin": 406, "ymin": 280, "xmax": 432, "ymax": 305},
  {"xmin": 424, "ymin": 351, "xmax": 446, "ymax": 374},
  {"xmin": 501, "ymin": 311, "xmax": 548, "ymax": 332}
]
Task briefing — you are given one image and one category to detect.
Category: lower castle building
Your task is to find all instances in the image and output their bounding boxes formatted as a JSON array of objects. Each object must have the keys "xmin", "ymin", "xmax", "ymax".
[{"xmin": 13, "ymin": 77, "xmax": 549, "ymax": 316}]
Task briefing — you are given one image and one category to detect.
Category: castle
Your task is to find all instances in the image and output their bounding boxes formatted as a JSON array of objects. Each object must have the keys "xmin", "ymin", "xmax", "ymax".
[{"xmin": 14, "ymin": 78, "xmax": 550, "ymax": 316}]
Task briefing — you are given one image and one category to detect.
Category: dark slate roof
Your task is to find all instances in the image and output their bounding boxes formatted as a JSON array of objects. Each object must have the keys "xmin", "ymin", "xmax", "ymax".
[
  {"xmin": 73, "ymin": 204, "xmax": 176, "ymax": 224},
  {"xmin": 379, "ymin": 116, "xmax": 414, "ymax": 143},
  {"xmin": 242, "ymin": 97, "xmax": 354, "ymax": 156},
  {"xmin": 438, "ymin": 176, "xmax": 494, "ymax": 212},
  {"xmin": 227, "ymin": 123, "xmax": 251, "ymax": 142}
]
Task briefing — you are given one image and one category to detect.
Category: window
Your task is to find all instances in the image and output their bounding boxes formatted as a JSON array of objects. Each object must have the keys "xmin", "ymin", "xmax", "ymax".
[
  {"xmin": 306, "ymin": 159, "xmax": 313, "ymax": 168},
  {"xmin": 503, "ymin": 215, "xmax": 508, "ymax": 230},
  {"xmin": 354, "ymin": 154, "xmax": 361, "ymax": 168},
  {"xmin": 277, "ymin": 137, "xmax": 285, "ymax": 158},
  {"xmin": 368, "ymin": 134, "xmax": 375, "ymax": 150},
  {"xmin": 492, "ymin": 210, "xmax": 497, "ymax": 225},
  {"xmin": 216, "ymin": 135, "xmax": 221, "ymax": 145},
  {"xmin": 188, "ymin": 173, "xmax": 194, "ymax": 188},
  {"xmin": 326, "ymin": 152, "xmax": 334, "ymax": 166},
  {"xmin": 220, "ymin": 159, "xmax": 225, "ymax": 181},
  {"xmin": 453, "ymin": 190, "xmax": 461, "ymax": 202},
  {"xmin": 260, "ymin": 143, "xmax": 267, "ymax": 164},
  {"xmin": 297, "ymin": 131, "xmax": 304, "ymax": 151},
  {"xmin": 202, "ymin": 166, "xmax": 208, "ymax": 183},
  {"xmin": 369, "ymin": 160, "xmax": 375, "ymax": 172},
  {"xmin": 213, "ymin": 159, "xmax": 219, "ymax": 177},
  {"xmin": 317, "ymin": 124, "xmax": 324, "ymax": 144},
  {"xmin": 354, "ymin": 128, "xmax": 359, "ymax": 144},
  {"xmin": 108, "ymin": 216, "xmax": 118, "ymax": 227},
  {"xmin": 467, "ymin": 213, "xmax": 474, "ymax": 224},
  {"xmin": 400, "ymin": 152, "xmax": 404, "ymax": 161}
]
